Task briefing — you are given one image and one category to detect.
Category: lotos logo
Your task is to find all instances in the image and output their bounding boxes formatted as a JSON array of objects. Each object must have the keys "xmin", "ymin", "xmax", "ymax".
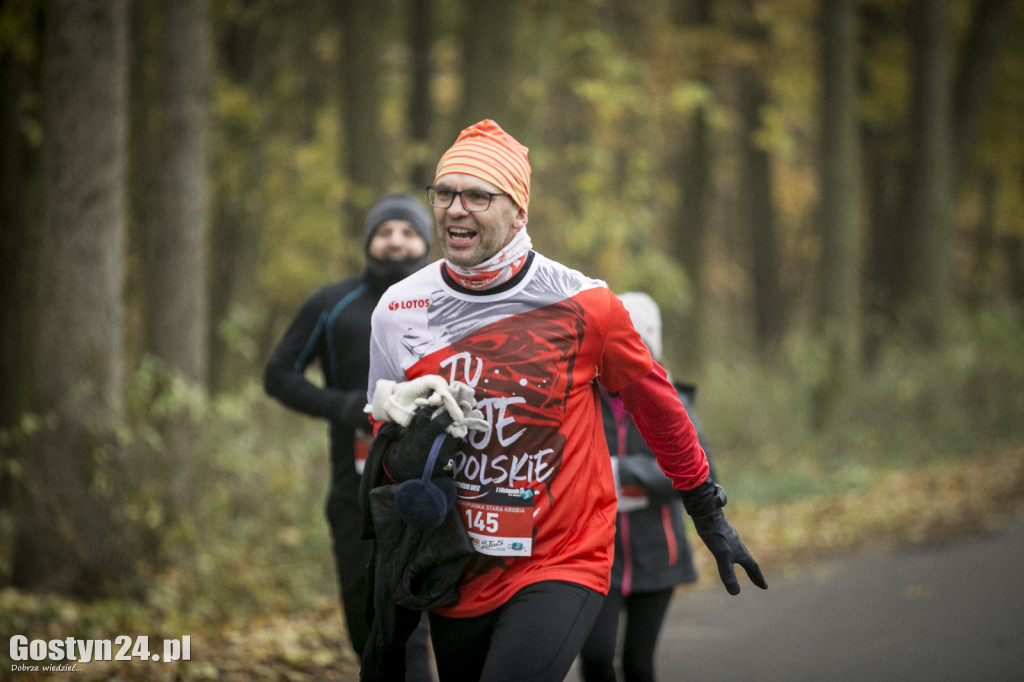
[{"xmin": 388, "ymin": 298, "xmax": 431, "ymax": 311}]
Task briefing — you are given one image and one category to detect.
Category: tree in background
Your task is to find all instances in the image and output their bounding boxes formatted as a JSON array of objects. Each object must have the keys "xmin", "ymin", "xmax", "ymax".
[
  {"xmin": 952, "ymin": 0, "xmax": 1014, "ymax": 185},
  {"xmin": 952, "ymin": 0, "xmax": 1015, "ymax": 307},
  {"xmin": 734, "ymin": 7, "xmax": 786, "ymax": 356},
  {"xmin": 816, "ymin": 0, "xmax": 863, "ymax": 426},
  {"xmin": 405, "ymin": 0, "xmax": 436, "ymax": 186},
  {"xmin": 457, "ymin": 0, "xmax": 516, "ymax": 128},
  {"xmin": 206, "ymin": 0, "xmax": 270, "ymax": 395},
  {"xmin": 900, "ymin": 0, "xmax": 955, "ymax": 346},
  {"xmin": 0, "ymin": 0, "xmax": 42, "ymax": 516},
  {"xmin": 338, "ymin": 0, "xmax": 387, "ymax": 240},
  {"xmin": 864, "ymin": 0, "xmax": 1017, "ymax": 352},
  {"xmin": 665, "ymin": 0, "xmax": 713, "ymax": 376},
  {"xmin": 207, "ymin": 0, "xmax": 341, "ymax": 394},
  {"xmin": 130, "ymin": 0, "xmax": 214, "ymax": 524},
  {"xmin": 143, "ymin": 0, "xmax": 212, "ymax": 386},
  {"xmin": 13, "ymin": 0, "xmax": 133, "ymax": 597}
]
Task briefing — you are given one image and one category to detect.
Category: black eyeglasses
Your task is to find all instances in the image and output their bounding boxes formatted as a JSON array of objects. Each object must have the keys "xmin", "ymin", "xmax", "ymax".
[{"xmin": 426, "ymin": 185, "xmax": 508, "ymax": 212}]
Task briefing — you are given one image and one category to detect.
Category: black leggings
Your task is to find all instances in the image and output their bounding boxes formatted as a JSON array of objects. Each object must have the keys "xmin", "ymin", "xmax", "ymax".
[
  {"xmin": 577, "ymin": 588, "xmax": 673, "ymax": 682},
  {"xmin": 428, "ymin": 580, "xmax": 604, "ymax": 682}
]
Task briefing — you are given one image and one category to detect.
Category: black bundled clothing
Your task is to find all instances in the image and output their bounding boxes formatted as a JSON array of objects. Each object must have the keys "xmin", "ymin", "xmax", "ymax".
[{"xmin": 359, "ymin": 422, "xmax": 473, "ymax": 681}]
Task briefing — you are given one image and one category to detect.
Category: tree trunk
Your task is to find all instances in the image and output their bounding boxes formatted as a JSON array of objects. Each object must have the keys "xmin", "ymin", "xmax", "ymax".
[
  {"xmin": 966, "ymin": 173, "xmax": 998, "ymax": 308},
  {"xmin": 669, "ymin": 105, "xmax": 711, "ymax": 374},
  {"xmin": 737, "ymin": 67, "xmax": 782, "ymax": 356},
  {"xmin": 135, "ymin": 0, "xmax": 213, "ymax": 521},
  {"xmin": 666, "ymin": 0, "xmax": 712, "ymax": 375},
  {"xmin": 143, "ymin": 0, "xmax": 212, "ymax": 384},
  {"xmin": 128, "ymin": 0, "xmax": 161, "ymax": 369},
  {"xmin": 953, "ymin": 0, "xmax": 1014, "ymax": 184},
  {"xmin": 735, "ymin": 31, "xmax": 785, "ymax": 355},
  {"xmin": 206, "ymin": 1, "xmax": 265, "ymax": 395},
  {"xmin": 459, "ymin": 0, "xmax": 515, "ymax": 128},
  {"xmin": 816, "ymin": 0, "xmax": 863, "ymax": 425},
  {"xmin": 14, "ymin": 0, "xmax": 132, "ymax": 597},
  {"xmin": 0, "ymin": 0, "xmax": 43, "ymax": 515},
  {"xmin": 339, "ymin": 0, "xmax": 387, "ymax": 242},
  {"xmin": 863, "ymin": 137, "xmax": 901, "ymax": 363},
  {"xmin": 406, "ymin": 0, "xmax": 435, "ymax": 187},
  {"xmin": 901, "ymin": 0, "xmax": 955, "ymax": 345}
]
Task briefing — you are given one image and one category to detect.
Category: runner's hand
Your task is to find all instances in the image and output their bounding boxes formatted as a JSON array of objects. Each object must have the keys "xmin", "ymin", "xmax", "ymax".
[
  {"xmin": 680, "ymin": 479, "xmax": 767, "ymax": 595},
  {"xmin": 371, "ymin": 376, "xmax": 462, "ymax": 426},
  {"xmin": 692, "ymin": 508, "xmax": 767, "ymax": 595}
]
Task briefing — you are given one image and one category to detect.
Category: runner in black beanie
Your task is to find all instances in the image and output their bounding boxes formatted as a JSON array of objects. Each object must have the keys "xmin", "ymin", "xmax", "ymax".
[{"xmin": 264, "ymin": 193, "xmax": 436, "ymax": 681}]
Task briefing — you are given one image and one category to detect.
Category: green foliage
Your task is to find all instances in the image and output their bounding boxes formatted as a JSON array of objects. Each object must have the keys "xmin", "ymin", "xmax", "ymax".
[
  {"xmin": 215, "ymin": 303, "xmax": 263, "ymax": 365},
  {"xmin": 123, "ymin": 370, "xmax": 336, "ymax": 630},
  {"xmin": 694, "ymin": 305, "xmax": 1024, "ymax": 506},
  {"xmin": 259, "ymin": 109, "xmax": 350, "ymax": 305},
  {"xmin": 1, "ymin": 362, "xmax": 338, "ymax": 630}
]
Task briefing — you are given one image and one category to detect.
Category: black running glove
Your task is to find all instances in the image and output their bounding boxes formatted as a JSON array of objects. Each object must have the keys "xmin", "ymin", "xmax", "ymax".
[
  {"xmin": 335, "ymin": 390, "xmax": 369, "ymax": 429},
  {"xmin": 680, "ymin": 479, "xmax": 768, "ymax": 595}
]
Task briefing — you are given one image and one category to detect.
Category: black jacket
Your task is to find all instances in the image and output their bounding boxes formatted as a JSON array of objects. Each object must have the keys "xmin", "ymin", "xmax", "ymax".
[
  {"xmin": 358, "ymin": 422, "xmax": 473, "ymax": 681},
  {"xmin": 601, "ymin": 383, "xmax": 714, "ymax": 594},
  {"xmin": 264, "ymin": 273, "xmax": 382, "ymax": 487}
]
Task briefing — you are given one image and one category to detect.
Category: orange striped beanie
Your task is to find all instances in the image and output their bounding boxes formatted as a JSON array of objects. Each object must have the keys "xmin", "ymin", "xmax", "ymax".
[{"xmin": 434, "ymin": 119, "xmax": 531, "ymax": 215}]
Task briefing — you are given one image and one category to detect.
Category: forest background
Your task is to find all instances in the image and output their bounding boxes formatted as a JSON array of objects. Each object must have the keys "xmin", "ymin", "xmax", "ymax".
[{"xmin": 2, "ymin": 0, "xmax": 1024, "ymax": 678}]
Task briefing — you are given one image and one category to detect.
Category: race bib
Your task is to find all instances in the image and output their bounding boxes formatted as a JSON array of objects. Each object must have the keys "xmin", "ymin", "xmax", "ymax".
[
  {"xmin": 616, "ymin": 484, "xmax": 650, "ymax": 512},
  {"xmin": 353, "ymin": 430, "xmax": 373, "ymax": 475},
  {"xmin": 456, "ymin": 483, "xmax": 536, "ymax": 557}
]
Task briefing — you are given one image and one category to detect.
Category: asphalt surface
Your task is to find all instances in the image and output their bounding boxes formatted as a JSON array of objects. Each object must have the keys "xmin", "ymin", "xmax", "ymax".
[
  {"xmin": 339, "ymin": 522, "xmax": 1024, "ymax": 681},
  {"xmin": 632, "ymin": 520, "xmax": 1024, "ymax": 682}
]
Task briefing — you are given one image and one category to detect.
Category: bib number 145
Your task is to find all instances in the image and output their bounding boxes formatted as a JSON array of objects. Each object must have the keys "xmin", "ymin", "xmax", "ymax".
[{"xmin": 464, "ymin": 509, "xmax": 498, "ymax": 534}]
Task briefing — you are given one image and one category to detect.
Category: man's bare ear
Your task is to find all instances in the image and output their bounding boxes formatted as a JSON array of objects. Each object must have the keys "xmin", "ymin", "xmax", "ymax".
[{"xmin": 512, "ymin": 206, "xmax": 528, "ymax": 231}]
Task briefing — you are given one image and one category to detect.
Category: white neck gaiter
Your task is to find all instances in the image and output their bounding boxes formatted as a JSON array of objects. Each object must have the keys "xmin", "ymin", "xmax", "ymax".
[{"xmin": 444, "ymin": 229, "xmax": 533, "ymax": 291}]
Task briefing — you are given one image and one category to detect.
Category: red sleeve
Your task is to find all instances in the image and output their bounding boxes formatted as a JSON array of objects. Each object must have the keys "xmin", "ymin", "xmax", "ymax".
[
  {"xmin": 597, "ymin": 292, "xmax": 654, "ymax": 392},
  {"xmin": 617, "ymin": 363, "xmax": 710, "ymax": 491}
]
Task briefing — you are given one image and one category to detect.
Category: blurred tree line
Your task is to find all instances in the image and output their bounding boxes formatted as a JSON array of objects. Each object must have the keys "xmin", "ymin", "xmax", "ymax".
[{"xmin": 0, "ymin": 0, "xmax": 1022, "ymax": 598}]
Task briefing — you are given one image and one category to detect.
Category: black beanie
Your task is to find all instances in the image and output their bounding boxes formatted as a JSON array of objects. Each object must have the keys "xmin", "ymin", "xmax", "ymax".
[{"xmin": 364, "ymin": 194, "xmax": 432, "ymax": 252}]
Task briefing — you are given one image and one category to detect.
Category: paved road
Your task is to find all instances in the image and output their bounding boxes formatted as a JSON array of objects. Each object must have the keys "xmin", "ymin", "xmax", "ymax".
[
  {"xmin": 632, "ymin": 520, "xmax": 1024, "ymax": 682},
  {"xmin": 341, "ymin": 521, "xmax": 1024, "ymax": 681}
]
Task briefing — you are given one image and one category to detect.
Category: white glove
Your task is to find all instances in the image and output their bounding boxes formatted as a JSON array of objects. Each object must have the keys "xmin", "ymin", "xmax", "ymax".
[
  {"xmin": 371, "ymin": 376, "xmax": 489, "ymax": 437},
  {"xmin": 446, "ymin": 380, "xmax": 489, "ymax": 438},
  {"xmin": 371, "ymin": 375, "xmax": 459, "ymax": 427}
]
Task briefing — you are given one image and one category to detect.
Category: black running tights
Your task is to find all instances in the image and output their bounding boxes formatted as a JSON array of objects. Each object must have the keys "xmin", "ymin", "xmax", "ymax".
[{"xmin": 428, "ymin": 580, "xmax": 604, "ymax": 682}]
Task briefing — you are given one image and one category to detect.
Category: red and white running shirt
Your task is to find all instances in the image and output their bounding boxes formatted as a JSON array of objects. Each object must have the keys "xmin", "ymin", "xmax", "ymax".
[{"xmin": 367, "ymin": 253, "xmax": 708, "ymax": 618}]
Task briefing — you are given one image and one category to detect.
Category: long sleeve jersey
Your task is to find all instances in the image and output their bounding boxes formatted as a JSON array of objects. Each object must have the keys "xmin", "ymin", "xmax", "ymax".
[
  {"xmin": 366, "ymin": 252, "xmax": 709, "ymax": 618},
  {"xmin": 264, "ymin": 274, "xmax": 378, "ymax": 483}
]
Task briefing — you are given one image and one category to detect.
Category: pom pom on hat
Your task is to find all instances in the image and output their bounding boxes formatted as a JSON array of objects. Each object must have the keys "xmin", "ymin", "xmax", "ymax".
[{"xmin": 434, "ymin": 120, "xmax": 531, "ymax": 215}]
